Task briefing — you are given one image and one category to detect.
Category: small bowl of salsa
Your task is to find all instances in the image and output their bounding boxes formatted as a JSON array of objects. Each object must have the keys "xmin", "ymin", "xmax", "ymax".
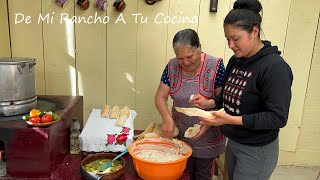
[{"xmin": 81, "ymin": 152, "xmax": 126, "ymax": 180}]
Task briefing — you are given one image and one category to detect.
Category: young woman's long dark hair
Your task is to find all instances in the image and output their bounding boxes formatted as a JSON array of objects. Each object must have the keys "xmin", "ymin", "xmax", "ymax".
[{"xmin": 224, "ymin": 0, "xmax": 263, "ymax": 35}]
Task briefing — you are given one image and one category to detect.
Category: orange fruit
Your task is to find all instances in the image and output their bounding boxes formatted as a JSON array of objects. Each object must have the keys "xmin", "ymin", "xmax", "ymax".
[{"xmin": 30, "ymin": 109, "xmax": 40, "ymax": 117}]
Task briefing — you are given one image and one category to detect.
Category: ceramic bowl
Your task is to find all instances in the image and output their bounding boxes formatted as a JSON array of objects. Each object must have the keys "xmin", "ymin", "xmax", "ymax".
[{"xmin": 81, "ymin": 152, "xmax": 126, "ymax": 180}]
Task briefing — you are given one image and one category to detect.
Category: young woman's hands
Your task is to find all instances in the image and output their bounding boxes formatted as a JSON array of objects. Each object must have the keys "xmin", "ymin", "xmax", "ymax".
[{"xmin": 199, "ymin": 111, "xmax": 243, "ymax": 126}]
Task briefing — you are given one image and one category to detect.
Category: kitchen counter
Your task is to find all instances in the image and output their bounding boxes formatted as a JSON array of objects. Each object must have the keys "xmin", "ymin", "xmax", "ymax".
[{"xmin": 0, "ymin": 95, "xmax": 83, "ymax": 179}]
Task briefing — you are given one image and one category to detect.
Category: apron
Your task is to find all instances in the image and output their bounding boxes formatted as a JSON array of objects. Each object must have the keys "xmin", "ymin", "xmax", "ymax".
[{"xmin": 169, "ymin": 54, "xmax": 226, "ymax": 158}]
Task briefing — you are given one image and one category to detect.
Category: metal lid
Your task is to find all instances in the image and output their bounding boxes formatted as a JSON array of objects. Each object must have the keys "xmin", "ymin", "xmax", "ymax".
[{"xmin": 0, "ymin": 57, "xmax": 36, "ymax": 65}]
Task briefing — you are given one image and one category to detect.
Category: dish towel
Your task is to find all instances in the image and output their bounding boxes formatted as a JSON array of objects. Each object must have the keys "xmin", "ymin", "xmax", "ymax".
[{"xmin": 79, "ymin": 108, "xmax": 137, "ymax": 152}]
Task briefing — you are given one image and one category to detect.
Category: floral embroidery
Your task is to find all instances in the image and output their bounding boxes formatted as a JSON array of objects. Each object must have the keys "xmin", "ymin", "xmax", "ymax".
[
  {"xmin": 172, "ymin": 64, "xmax": 179, "ymax": 88},
  {"xmin": 116, "ymin": 133, "xmax": 128, "ymax": 146},
  {"xmin": 203, "ymin": 65, "xmax": 212, "ymax": 92},
  {"xmin": 122, "ymin": 127, "xmax": 130, "ymax": 134},
  {"xmin": 106, "ymin": 134, "xmax": 116, "ymax": 145},
  {"xmin": 106, "ymin": 126, "xmax": 131, "ymax": 146}
]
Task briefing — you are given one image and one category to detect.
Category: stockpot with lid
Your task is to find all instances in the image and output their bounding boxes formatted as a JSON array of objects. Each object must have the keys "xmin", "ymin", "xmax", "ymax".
[{"xmin": 0, "ymin": 57, "xmax": 37, "ymax": 116}]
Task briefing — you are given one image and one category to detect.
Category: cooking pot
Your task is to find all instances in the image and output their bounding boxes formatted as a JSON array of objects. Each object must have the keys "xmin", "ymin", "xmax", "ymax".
[{"xmin": 0, "ymin": 57, "xmax": 37, "ymax": 116}]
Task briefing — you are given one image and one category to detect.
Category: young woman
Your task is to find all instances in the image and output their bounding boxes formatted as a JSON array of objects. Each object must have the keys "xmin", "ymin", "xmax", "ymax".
[
  {"xmin": 199, "ymin": 0, "xmax": 293, "ymax": 179},
  {"xmin": 155, "ymin": 29, "xmax": 226, "ymax": 180}
]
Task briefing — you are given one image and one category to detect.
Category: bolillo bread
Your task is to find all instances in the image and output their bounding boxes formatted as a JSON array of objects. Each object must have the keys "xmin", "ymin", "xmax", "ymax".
[
  {"xmin": 110, "ymin": 105, "xmax": 120, "ymax": 119},
  {"xmin": 101, "ymin": 105, "xmax": 110, "ymax": 118},
  {"xmin": 115, "ymin": 106, "xmax": 130, "ymax": 127}
]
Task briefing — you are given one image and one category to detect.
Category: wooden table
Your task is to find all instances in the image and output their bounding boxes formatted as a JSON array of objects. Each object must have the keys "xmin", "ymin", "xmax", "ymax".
[{"xmin": 80, "ymin": 130, "xmax": 191, "ymax": 180}]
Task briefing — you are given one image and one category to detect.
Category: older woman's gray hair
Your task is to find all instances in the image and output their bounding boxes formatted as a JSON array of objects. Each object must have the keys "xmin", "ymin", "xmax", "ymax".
[{"xmin": 173, "ymin": 29, "xmax": 201, "ymax": 50}]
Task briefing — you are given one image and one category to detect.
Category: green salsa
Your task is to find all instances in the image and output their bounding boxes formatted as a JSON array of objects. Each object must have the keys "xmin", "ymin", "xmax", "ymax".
[{"xmin": 83, "ymin": 159, "xmax": 123, "ymax": 174}]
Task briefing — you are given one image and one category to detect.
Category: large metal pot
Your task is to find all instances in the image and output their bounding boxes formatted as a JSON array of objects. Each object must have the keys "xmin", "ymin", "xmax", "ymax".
[{"xmin": 0, "ymin": 57, "xmax": 37, "ymax": 116}]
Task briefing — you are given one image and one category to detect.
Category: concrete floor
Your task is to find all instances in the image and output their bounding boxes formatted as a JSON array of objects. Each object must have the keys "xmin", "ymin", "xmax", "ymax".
[
  {"xmin": 213, "ymin": 166, "xmax": 320, "ymax": 180},
  {"xmin": 271, "ymin": 166, "xmax": 320, "ymax": 180}
]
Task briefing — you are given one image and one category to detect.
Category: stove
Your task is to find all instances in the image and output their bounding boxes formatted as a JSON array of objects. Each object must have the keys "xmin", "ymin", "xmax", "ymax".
[
  {"xmin": 0, "ymin": 95, "xmax": 83, "ymax": 179},
  {"xmin": 0, "ymin": 97, "xmax": 63, "ymax": 122}
]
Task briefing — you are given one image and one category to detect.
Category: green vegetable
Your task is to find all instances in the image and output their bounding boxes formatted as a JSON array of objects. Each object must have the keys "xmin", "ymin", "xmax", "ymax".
[
  {"xmin": 38, "ymin": 111, "xmax": 46, "ymax": 117},
  {"xmin": 52, "ymin": 113, "xmax": 60, "ymax": 121},
  {"xmin": 22, "ymin": 115, "xmax": 30, "ymax": 121}
]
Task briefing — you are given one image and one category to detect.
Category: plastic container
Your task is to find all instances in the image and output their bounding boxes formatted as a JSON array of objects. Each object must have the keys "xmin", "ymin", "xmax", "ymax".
[{"xmin": 128, "ymin": 138, "xmax": 192, "ymax": 180}]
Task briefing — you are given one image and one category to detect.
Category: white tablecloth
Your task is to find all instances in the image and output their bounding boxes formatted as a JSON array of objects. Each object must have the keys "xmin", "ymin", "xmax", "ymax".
[{"xmin": 79, "ymin": 108, "xmax": 137, "ymax": 152}]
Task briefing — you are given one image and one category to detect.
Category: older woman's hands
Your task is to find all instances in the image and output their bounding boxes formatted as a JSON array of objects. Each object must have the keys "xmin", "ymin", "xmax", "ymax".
[
  {"xmin": 190, "ymin": 94, "xmax": 215, "ymax": 109},
  {"xmin": 161, "ymin": 118, "xmax": 176, "ymax": 139},
  {"xmin": 199, "ymin": 111, "xmax": 243, "ymax": 126}
]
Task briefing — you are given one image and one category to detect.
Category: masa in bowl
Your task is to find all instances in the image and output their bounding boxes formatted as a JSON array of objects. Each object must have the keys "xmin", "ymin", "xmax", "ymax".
[
  {"xmin": 128, "ymin": 137, "xmax": 192, "ymax": 180},
  {"xmin": 81, "ymin": 152, "xmax": 126, "ymax": 180}
]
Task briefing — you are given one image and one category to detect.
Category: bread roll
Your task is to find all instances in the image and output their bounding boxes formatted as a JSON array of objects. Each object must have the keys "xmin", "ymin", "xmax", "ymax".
[
  {"xmin": 119, "ymin": 106, "xmax": 130, "ymax": 117},
  {"xmin": 115, "ymin": 106, "xmax": 130, "ymax": 127},
  {"xmin": 101, "ymin": 105, "xmax": 110, "ymax": 118},
  {"xmin": 110, "ymin": 105, "xmax": 120, "ymax": 119}
]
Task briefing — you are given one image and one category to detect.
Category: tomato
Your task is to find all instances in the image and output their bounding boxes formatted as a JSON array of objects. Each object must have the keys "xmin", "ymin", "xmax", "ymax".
[
  {"xmin": 29, "ymin": 116, "xmax": 41, "ymax": 123},
  {"xmin": 41, "ymin": 114, "xmax": 53, "ymax": 123}
]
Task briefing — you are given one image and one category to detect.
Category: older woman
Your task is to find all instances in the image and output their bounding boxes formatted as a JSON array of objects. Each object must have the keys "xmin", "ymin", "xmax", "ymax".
[{"xmin": 155, "ymin": 29, "xmax": 226, "ymax": 180}]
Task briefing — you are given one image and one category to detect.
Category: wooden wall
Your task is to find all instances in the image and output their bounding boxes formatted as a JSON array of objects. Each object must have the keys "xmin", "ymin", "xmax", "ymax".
[
  {"xmin": 0, "ymin": 0, "xmax": 319, "ymax": 166},
  {"xmin": 295, "ymin": 23, "xmax": 320, "ymax": 166},
  {"xmin": 277, "ymin": 0, "xmax": 320, "ymax": 166},
  {"xmin": 0, "ymin": 0, "xmax": 10, "ymax": 56}
]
